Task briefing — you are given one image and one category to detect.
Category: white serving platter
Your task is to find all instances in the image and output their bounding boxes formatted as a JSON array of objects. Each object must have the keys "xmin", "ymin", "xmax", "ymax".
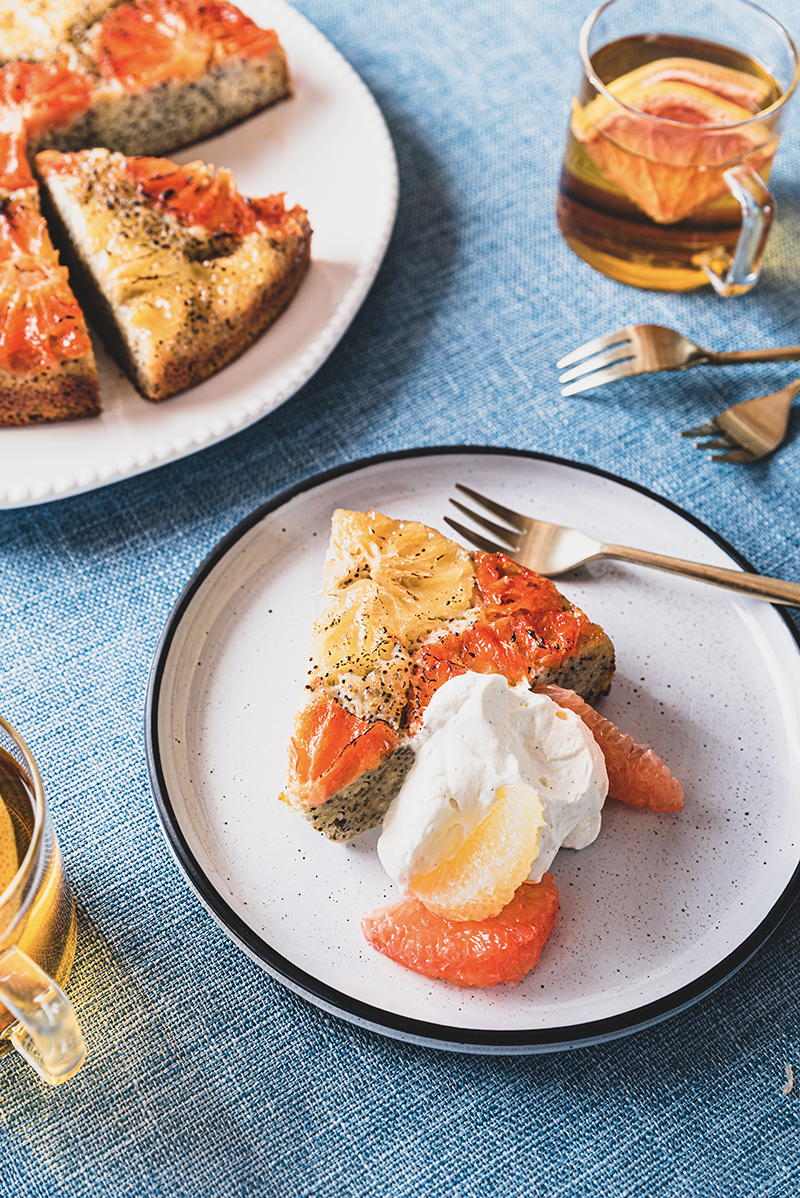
[{"xmin": 0, "ymin": 0, "xmax": 398, "ymax": 507}]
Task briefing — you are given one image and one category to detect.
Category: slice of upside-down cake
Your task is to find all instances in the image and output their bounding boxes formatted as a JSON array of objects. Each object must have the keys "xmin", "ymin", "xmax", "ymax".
[{"xmin": 281, "ymin": 509, "xmax": 616, "ymax": 842}]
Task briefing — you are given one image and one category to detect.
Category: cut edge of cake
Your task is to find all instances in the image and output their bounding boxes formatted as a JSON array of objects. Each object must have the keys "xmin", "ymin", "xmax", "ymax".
[{"xmin": 33, "ymin": 38, "xmax": 289, "ymax": 159}]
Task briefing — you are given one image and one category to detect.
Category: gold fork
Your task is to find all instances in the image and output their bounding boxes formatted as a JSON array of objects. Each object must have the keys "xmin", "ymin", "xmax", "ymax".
[
  {"xmin": 557, "ymin": 324, "xmax": 800, "ymax": 396},
  {"xmin": 445, "ymin": 484, "xmax": 800, "ymax": 606},
  {"xmin": 680, "ymin": 378, "xmax": 800, "ymax": 463}
]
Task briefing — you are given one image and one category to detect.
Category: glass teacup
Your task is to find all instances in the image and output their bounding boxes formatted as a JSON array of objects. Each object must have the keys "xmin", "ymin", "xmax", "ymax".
[
  {"xmin": 0, "ymin": 717, "xmax": 86, "ymax": 1084},
  {"xmin": 557, "ymin": 0, "xmax": 799, "ymax": 293}
]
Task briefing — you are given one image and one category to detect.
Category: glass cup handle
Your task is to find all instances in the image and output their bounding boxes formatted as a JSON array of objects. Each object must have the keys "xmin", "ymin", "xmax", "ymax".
[
  {"xmin": 0, "ymin": 946, "xmax": 86, "ymax": 1085},
  {"xmin": 697, "ymin": 164, "xmax": 776, "ymax": 297}
]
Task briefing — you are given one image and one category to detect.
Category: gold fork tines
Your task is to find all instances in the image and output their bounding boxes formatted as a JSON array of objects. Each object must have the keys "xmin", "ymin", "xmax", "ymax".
[
  {"xmin": 680, "ymin": 378, "xmax": 800, "ymax": 462},
  {"xmin": 446, "ymin": 484, "xmax": 800, "ymax": 605},
  {"xmin": 557, "ymin": 323, "xmax": 800, "ymax": 396}
]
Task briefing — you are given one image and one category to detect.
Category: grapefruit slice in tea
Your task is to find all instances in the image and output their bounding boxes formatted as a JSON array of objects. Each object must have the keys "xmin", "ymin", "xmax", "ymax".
[
  {"xmin": 583, "ymin": 58, "xmax": 773, "ymax": 116},
  {"xmin": 0, "ymin": 798, "xmax": 18, "ymax": 895},
  {"xmin": 408, "ymin": 783, "xmax": 545, "ymax": 922},
  {"xmin": 362, "ymin": 875, "xmax": 560, "ymax": 989},
  {"xmin": 571, "ymin": 60, "xmax": 774, "ymax": 224},
  {"xmin": 538, "ymin": 685, "xmax": 684, "ymax": 813}
]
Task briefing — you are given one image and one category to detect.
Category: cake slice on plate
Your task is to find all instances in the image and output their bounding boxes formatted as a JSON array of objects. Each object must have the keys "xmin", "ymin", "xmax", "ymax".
[
  {"xmin": 281, "ymin": 509, "xmax": 616, "ymax": 841},
  {"xmin": 36, "ymin": 147, "xmax": 311, "ymax": 400},
  {"xmin": 31, "ymin": 0, "xmax": 289, "ymax": 157},
  {"xmin": 0, "ymin": 185, "xmax": 99, "ymax": 425}
]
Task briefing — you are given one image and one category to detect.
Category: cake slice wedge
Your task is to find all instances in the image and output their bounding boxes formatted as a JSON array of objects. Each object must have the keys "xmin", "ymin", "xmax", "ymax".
[
  {"xmin": 28, "ymin": 0, "xmax": 289, "ymax": 158},
  {"xmin": 281, "ymin": 509, "xmax": 616, "ymax": 842},
  {"xmin": 0, "ymin": 186, "xmax": 99, "ymax": 425},
  {"xmin": 36, "ymin": 147, "xmax": 311, "ymax": 401}
]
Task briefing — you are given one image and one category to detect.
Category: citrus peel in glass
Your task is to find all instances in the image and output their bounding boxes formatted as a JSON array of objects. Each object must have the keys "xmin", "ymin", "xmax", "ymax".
[{"xmin": 571, "ymin": 58, "xmax": 774, "ymax": 223}]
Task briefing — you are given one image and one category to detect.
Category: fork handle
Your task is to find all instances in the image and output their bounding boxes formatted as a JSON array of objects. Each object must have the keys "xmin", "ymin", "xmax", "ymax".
[
  {"xmin": 600, "ymin": 544, "xmax": 800, "ymax": 606},
  {"xmin": 706, "ymin": 346, "xmax": 800, "ymax": 365}
]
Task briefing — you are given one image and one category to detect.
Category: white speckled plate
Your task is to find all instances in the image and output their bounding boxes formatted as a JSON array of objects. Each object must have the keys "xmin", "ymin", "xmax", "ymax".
[
  {"xmin": 0, "ymin": 0, "xmax": 397, "ymax": 508},
  {"xmin": 146, "ymin": 449, "xmax": 800, "ymax": 1053}
]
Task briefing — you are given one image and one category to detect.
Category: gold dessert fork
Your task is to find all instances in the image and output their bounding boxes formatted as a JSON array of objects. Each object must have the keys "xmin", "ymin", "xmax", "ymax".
[
  {"xmin": 445, "ymin": 484, "xmax": 800, "ymax": 606},
  {"xmin": 680, "ymin": 377, "xmax": 800, "ymax": 462},
  {"xmin": 557, "ymin": 324, "xmax": 800, "ymax": 396}
]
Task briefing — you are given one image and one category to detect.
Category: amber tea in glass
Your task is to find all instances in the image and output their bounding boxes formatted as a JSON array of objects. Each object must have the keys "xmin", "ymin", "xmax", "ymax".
[
  {"xmin": 0, "ymin": 720, "xmax": 86, "ymax": 1084},
  {"xmin": 557, "ymin": 0, "xmax": 799, "ymax": 293}
]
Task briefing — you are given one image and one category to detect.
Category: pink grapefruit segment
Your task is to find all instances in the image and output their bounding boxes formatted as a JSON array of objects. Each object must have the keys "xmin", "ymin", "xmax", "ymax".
[
  {"xmin": 571, "ymin": 59, "xmax": 775, "ymax": 225},
  {"xmin": 538, "ymin": 684, "xmax": 684, "ymax": 813},
  {"xmin": 361, "ymin": 875, "xmax": 559, "ymax": 989}
]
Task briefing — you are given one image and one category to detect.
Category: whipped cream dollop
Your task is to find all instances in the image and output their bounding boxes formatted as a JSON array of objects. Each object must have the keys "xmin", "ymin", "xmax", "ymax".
[{"xmin": 377, "ymin": 672, "xmax": 608, "ymax": 888}]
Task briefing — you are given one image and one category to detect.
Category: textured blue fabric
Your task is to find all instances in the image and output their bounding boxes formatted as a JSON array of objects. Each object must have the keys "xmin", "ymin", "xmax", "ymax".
[{"xmin": 2, "ymin": 0, "xmax": 800, "ymax": 1193}]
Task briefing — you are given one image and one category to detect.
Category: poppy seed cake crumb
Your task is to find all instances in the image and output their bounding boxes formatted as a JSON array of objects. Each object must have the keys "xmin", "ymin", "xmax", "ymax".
[{"xmin": 285, "ymin": 745, "xmax": 416, "ymax": 843}]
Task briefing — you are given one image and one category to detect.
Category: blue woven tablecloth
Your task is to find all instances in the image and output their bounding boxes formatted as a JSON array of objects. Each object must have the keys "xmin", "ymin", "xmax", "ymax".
[{"xmin": 3, "ymin": 0, "xmax": 800, "ymax": 1192}]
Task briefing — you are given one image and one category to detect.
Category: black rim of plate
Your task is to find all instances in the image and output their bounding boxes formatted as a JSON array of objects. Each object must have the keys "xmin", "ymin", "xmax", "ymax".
[{"xmin": 145, "ymin": 446, "xmax": 800, "ymax": 1053}]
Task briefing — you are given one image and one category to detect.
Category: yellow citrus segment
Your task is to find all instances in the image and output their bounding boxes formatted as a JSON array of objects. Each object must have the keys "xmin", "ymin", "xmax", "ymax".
[
  {"xmin": 311, "ymin": 581, "xmax": 407, "ymax": 679},
  {"xmin": 409, "ymin": 784, "xmax": 545, "ymax": 922},
  {"xmin": 321, "ymin": 509, "xmax": 474, "ymax": 641},
  {"xmin": 310, "ymin": 509, "xmax": 475, "ymax": 725},
  {"xmin": 0, "ymin": 798, "xmax": 18, "ymax": 894}
]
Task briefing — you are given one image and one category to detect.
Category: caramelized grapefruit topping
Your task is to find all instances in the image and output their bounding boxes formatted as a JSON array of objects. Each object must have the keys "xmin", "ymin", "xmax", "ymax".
[
  {"xmin": 123, "ymin": 156, "xmax": 303, "ymax": 237},
  {"xmin": 92, "ymin": 0, "xmax": 280, "ymax": 90},
  {"xmin": 0, "ymin": 60, "xmax": 93, "ymax": 190},
  {"xmin": 124, "ymin": 157, "xmax": 253, "ymax": 234},
  {"xmin": 0, "ymin": 132, "xmax": 34, "ymax": 191},
  {"xmin": 250, "ymin": 194, "xmax": 307, "ymax": 233},
  {"xmin": 406, "ymin": 553, "xmax": 601, "ymax": 730},
  {"xmin": 0, "ymin": 199, "xmax": 92, "ymax": 371},
  {"xmin": 286, "ymin": 696, "xmax": 398, "ymax": 808},
  {"xmin": 472, "ymin": 551, "xmax": 573, "ymax": 616},
  {"xmin": 0, "ymin": 59, "xmax": 93, "ymax": 135}
]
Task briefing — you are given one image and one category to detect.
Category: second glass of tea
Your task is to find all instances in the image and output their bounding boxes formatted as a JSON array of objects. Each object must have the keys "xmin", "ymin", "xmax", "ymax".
[
  {"xmin": 0, "ymin": 717, "xmax": 86, "ymax": 1085},
  {"xmin": 557, "ymin": 0, "xmax": 799, "ymax": 293}
]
